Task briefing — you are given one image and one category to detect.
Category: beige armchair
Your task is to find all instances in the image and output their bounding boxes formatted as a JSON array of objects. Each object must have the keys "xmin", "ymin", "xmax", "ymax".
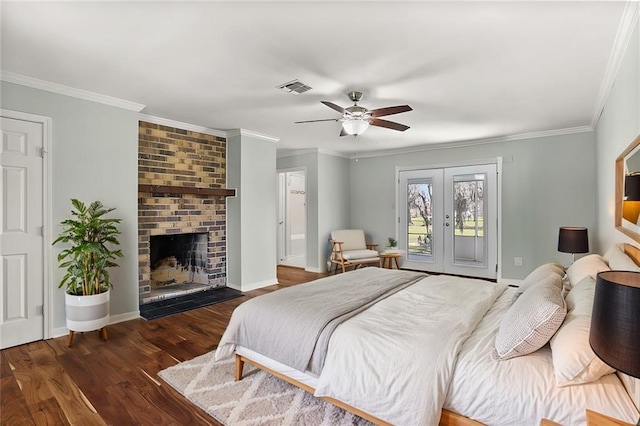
[{"xmin": 329, "ymin": 229, "xmax": 380, "ymax": 274}]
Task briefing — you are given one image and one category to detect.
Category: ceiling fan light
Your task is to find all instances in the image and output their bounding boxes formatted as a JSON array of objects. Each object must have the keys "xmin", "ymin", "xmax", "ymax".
[{"xmin": 342, "ymin": 119, "xmax": 369, "ymax": 136}]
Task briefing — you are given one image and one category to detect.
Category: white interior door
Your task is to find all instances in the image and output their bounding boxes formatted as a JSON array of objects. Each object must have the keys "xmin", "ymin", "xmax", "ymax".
[
  {"xmin": 287, "ymin": 172, "xmax": 306, "ymax": 262},
  {"xmin": 398, "ymin": 163, "xmax": 498, "ymax": 279},
  {"xmin": 1, "ymin": 117, "xmax": 45, "ymax": 349},
  {"xmin": 277, "ymin": 173, "xmax": 286, "ymax": 263},
  {"xmin": 276, "ymin": 169, "xmax": 307, "ymax": 268}
]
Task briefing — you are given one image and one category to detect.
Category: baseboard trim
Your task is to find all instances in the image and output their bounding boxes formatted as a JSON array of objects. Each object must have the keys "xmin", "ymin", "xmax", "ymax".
[
  {"xmin": 305, "ymin": 267, "xmax": 324, "ymax": 273},
  {"xmin": 227, "ymin": 278, "xmax": 279, "ymax": 292},
  {"xmin": 51, "ymin": 310, "xmax": 140, "ymax": 339},
  {"xmin": 110, "ymin": 311, "xmax": 141, "ymax": 324},
  {"xmin": 52, "ymin": 326, "xmax": 69, "ymax": 339}
]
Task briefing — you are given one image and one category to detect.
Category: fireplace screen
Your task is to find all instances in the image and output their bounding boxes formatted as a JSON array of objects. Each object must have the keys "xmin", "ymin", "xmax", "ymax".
[{"xmin": 150, "ymin": 233, "xmax": 208, "ymax": 288}]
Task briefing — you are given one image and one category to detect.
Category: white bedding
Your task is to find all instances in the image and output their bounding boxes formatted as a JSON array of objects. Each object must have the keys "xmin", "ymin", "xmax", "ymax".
[
  {"xmin": 445, "ymin": 286, "xmax": 640, "ymax": 425},
  {"xmin": 314, "ymin": 274, "xmax": 506, "ymax": 426},
  {"xmin": 227, "ymin": 273, "xmax": 639, "ymax": 425}
]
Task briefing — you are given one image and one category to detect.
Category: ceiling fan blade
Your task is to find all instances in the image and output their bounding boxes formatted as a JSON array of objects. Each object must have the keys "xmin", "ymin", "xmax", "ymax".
[
  {"xmin": 339, "ymin": 128, "xmax": 348, "ymax": 137},
  {"xmin": 370, "ymin": 118, "xmax": 410, "ymax": 132},
  {"xmin": 321, "ymin": 101, "xmax": 347, "ymax": 114},
  {"xmin": 370, "ymin": 105, "xmax": 413, "ymax": 117},
  {"xmin": 294, "ymin": 118, "xmax": 339, "ymax": 124}
]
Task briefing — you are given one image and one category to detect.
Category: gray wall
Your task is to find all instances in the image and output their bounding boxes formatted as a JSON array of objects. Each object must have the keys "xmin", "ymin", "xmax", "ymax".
[
  {"xmin": 277, "ymin": 151, "xmax": 351, "ymax": 272},
  {"xmin": 596, "ymin": 22, "xmax": 640, "ymax": 252},
  {"xmin": 317, "ymin": 153, "xmax": 351, "ymax": 270},
  {"xmin": 227, "ymin": 133, "xmax": 242, "ymax": 287},
  {"xmin": 594, "ymin": 17, "xmax": 640, "ymax": 407},
  {"xmin": 1, "ymin": 81, "xmax": 139, "ymax": 332},
  {"xmin": 227, "ymin": 131, "xmax": 278, "ymax": 290},
  {"xmin": 349, "ymin": 132, "xmax": 597, "ymax": 280}
]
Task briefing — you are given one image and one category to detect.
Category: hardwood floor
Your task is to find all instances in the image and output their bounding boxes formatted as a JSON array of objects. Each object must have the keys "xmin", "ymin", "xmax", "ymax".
[{"xmin": 1, "ymin": 266, "xmax": 325, "ymax": 426}]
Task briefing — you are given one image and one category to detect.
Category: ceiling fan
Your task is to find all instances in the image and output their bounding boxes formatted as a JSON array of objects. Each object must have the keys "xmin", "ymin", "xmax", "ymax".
[{"xmin": 295, "ymin": 91, "xmax": 412, "ymax": 137}]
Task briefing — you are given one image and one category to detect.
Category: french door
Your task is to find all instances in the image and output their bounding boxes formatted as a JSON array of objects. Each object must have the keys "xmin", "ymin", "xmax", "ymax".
[{"xmin": 398, "ymin": 163, "xmax": 498, "ymax": 279}]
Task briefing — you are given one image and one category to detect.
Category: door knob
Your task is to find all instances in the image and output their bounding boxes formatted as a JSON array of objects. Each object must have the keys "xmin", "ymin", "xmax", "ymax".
[{"xmin": 445, "ymin": 223, "xmax": 450, "ymax": 227}]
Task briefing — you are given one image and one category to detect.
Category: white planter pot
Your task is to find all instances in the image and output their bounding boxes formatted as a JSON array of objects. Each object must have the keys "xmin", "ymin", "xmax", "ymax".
[{"xmin": 65, "ymin": 290, "xmax": 110, "ymax": 332}]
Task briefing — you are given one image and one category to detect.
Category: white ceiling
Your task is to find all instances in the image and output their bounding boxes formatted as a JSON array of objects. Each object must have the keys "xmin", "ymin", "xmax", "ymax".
[{"xmin": 0, "ymin": 1, "xmax": 633, "ymax": 155}]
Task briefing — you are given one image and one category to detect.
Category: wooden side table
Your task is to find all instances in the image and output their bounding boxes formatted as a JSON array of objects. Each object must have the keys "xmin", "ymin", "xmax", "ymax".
[{"xmin": 380, "ymin": 252, "xmax": 401, "ymax": 269}]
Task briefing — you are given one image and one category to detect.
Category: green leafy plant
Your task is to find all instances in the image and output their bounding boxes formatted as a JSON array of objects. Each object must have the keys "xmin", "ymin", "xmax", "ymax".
[
  {"xmin": 53, "ymin": 199, "xmax": 123, "ymax": 296},
  {"xmin": 388, "ymin": 237, "xmax": 397, "ymax": 247}
]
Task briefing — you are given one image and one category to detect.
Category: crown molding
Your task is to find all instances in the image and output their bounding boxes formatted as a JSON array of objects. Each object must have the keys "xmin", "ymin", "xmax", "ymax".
[
  {"xmin": 276, "ymin": 148, "xmax": 318, "ymax": 158},
  {"xmin": 590, "ymin": 1, "xmax": 640, "ymax": 128},
  {"xmin": 226, "ymin": 128, "xmax": 279, "ymax": 143},
  {"xmin": 139, "ymin": 114, "xmax": 226, "ymax": 138},
  {"xmin": 0, "ymin": 71, "xmax": 146, "ymax": 112},
  {"xmin": 350, "ymin": 126, "xmax": 593, "ymax": 160},
  {"xmin": 317, "ymin": 147, "xmax": 351, "ymax": 159},
  {"xmin": 276, "ymin": 147, "xmax": 350, "ymax": 159}
]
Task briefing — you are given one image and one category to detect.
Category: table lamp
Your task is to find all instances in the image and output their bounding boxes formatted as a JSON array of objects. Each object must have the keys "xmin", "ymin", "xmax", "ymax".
[
  {"xmin": 590, "ymin": 271, "xmax": 640, "ymax": 426},
  {"xmin": 557, "ymin": 227, "xmax": 589, "ymax": 263}
]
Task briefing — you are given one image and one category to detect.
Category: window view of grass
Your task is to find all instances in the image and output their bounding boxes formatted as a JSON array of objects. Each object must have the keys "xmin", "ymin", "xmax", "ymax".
[
  {"xmin": 408, "ymin": 217, "xmax": 432, "ymax": 255},
  {"xmin": 407, "ymin": 182, "xmax": 433, "ymax": 256},
  {"xmin": 406, "ymin": 177, "xmax": 485, "ymax": 256},
  {"xmin": 453, "ymin": 180, "xmax": 484, "ymax": 237}
]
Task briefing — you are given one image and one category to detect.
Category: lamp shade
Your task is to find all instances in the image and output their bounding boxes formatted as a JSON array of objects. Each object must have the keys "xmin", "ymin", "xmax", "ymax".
[
  {"xmin": 342, "ymin": 119, "xmax": 369, "ymax": 136},
  {"xmin": 625, "ymin": 174, "xmax": 640, "ymax": 201},
  {"xmin": 590, "ymin": 271, "xmax": 640, "ymax": 378},
  {"xmin": 557, "ymin": 227, "xmax": 589, "ymax": 254}
]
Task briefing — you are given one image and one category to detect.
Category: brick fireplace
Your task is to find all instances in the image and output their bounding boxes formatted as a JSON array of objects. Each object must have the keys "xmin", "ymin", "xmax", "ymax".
[{"xmin": 138, "ymin": 121, "xmax": 233, "ymax": 303}]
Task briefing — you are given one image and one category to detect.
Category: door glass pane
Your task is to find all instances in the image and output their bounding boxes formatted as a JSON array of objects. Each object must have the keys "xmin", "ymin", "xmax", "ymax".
[
  {"xmin": 407, "ymin": 179, "xmax": 433, "ymax": 257},
  {"xmin": 452, "ymin": 174, "xmax": 486, "ymax": 264}
]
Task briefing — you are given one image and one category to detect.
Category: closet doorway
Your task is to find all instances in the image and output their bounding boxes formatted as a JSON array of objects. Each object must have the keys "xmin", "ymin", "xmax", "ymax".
[
  {"xmin": 398, "ymin": 162, "xmax": 499, "ymax": 279},
  {"xmin": 277, "ymin": 169, "xmax": 306, "ymax": 268}
]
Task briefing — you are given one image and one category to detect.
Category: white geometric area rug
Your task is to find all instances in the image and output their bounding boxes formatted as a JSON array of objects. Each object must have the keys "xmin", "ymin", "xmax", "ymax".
[{"xmin": 157, "ymin": 351, "xmax": 371, "ymax": 426}]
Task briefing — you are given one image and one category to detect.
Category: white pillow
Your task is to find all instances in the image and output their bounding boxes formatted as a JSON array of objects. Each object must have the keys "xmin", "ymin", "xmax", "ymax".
[
  {"xmin": 606, "ymin": 245, "xmax": 640, "ymax": 272},
  {"xmin": 565, "ymin": 254, "xmax": 609, "ymax": 289},
  {"xmin": 603, "ymin": 243, "xmax": 625, "ymax": 263},
  {"xmin": 550, "ymin": 276, "xmax": 615, "ymax": 386},
  {"xmin": 514, "ymin": 263, "xmax": 565, "ymax": 300},
  {"xmin": 493, "ymin": 275, "xmax": 566, "ymax": 360}
]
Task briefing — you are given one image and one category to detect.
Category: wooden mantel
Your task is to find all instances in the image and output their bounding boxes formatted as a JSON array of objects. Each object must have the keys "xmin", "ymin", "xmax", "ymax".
[{"xmin": 138, "ymin": 184, "xmax": 236, "ymax": 197}]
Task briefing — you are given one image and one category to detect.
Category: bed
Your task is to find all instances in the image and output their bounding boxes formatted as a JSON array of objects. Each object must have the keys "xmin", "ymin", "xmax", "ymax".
[{"xmin": 215, "ymin": 245, "xmax": 640, "ymax": 425}]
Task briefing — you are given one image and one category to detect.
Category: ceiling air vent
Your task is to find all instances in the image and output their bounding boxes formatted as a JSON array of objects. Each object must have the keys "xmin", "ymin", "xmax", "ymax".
[{"xmin": 276, "ymin": 79, "xmax": 312, "ymax": 95}]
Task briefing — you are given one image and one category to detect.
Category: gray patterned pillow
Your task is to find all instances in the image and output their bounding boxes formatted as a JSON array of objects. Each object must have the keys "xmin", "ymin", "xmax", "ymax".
[
  {"xmin": 493, "ymin": 275, "xmax": 566, "ymax": 360},
  {"xmin": 513, "ymin": 263, "xmax": 565, "ymax": 301}
]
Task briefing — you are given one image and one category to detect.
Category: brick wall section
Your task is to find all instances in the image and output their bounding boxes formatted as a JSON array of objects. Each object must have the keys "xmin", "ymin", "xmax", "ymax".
[{"xmin": 138, "ymin": 121, "xmax": 227, "ymax": 296}]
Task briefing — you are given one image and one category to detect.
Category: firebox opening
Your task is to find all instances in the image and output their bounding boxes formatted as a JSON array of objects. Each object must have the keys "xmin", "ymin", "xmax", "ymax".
[{"xmin": 144, "ymin": 232, "xmax": 212, "ymax": 304}]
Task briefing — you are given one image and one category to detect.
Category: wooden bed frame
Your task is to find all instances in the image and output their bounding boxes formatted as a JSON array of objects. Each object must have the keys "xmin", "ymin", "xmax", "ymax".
[{"xmin": 233, "ymin": 245, "xmax": 640, "ymax": 425}]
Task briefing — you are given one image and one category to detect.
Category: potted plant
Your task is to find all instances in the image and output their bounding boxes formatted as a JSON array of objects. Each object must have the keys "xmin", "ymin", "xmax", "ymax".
[
  {"xmin": 387, "ymin": 237, "xmax": 398, "ymax": 253},
  {"xmin": 53, "ymin": 199, "xmax": 123, "ymax": 346}
]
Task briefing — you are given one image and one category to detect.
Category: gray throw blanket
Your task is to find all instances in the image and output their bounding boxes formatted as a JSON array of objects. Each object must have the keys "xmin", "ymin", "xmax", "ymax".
[{"xmin": 215, "ymin": 268, "xmax": 425, "ymax": 374}]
